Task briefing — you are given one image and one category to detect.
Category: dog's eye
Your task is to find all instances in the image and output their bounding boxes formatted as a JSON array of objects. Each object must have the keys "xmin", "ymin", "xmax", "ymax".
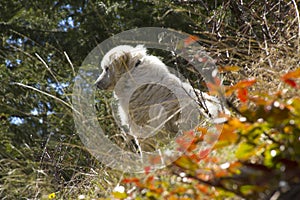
[
  {"xmin": 135, "ymin": 60, "xmax": 141, "ymax": 67},
  {"xmin": 105, "ymin": 67, "xmax": 109, "ymax": 71}
]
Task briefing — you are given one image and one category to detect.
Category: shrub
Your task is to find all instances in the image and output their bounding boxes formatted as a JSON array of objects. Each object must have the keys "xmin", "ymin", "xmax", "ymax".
[{"xmin": 114, "ymin": 68, "xmax": 300, "ymax": 200}]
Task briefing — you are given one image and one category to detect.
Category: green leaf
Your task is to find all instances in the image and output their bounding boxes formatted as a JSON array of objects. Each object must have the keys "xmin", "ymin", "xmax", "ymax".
[
  {"xmin": 236, "ymin": 142, "xmax": 257, "ymax": 160},
  {"xmin": 174, "ymin": 155, "xmax": 199, "ymax": 171},
  {"xmin": 112, "ymin": 191, "xmax": 127, "ymax": 199}
]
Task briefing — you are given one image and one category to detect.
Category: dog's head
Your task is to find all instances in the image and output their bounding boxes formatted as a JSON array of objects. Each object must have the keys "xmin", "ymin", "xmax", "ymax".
[{"xmin": 95, "ymin": 45, "xmax": 147, "ymax": 90}]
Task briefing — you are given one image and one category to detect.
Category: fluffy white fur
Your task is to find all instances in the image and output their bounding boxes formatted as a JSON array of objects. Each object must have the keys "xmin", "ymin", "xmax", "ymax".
[{"xmin": 95, "ymin": 45, "xmax": 226, "ymax": 139}]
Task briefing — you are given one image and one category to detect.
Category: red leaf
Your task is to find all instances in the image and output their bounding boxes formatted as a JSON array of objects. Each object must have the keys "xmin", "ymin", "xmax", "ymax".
[
  {"xmin": 283, "ymin": 78, "xmax": 297, "ymax": 88},
  {"xmin": 281, "ymin": 68, "xmax": 300, "ymax": 88},
  {"xmin": 176, "ymin": 130, "xmax": 194, "ymax": 152},
  {"xmin": 199, "ymin": 148, "xmax": 211, "ymax": 159},
  {"xmin": 237, "ymin": 88, "xmax": 248, "ymax": 102},
  {"xmin": 144, "ymin": 166, "xmax": 151, "ymax": 175}
]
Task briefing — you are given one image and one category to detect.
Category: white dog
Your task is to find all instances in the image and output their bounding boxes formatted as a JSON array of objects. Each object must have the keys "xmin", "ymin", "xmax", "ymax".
[{"xmin": 95, "ymin": 45, "xmax": 226, "ymax": 142}]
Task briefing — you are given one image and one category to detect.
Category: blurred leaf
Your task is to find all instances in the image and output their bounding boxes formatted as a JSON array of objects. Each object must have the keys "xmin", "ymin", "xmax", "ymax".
[
  {"xmin": 216, "ymin": 118, "xmax": 241, "ymax": 147},
  {"xmin": 226, "ymin": 79, "xmax": 256, "ymax": 96},
  {"xmin": 174, "ymin": 155, "xmax": 199, "ymax": 171},
  {"xmin": 218, "ymin": 65, "xmax": 241, "ymax": 72},
  {"xmin": 122, "ymin": 178, "xmax": 141, "ymax": 186},
  {"xmin": 184, "ymin": 35, "xmax": 200, "ymax": 46},
  {"xmin": 282, "ymin": 68, "xmax": 300, "ymax": 79},
  {"xmin": 112, "ymin": 191, "xmax": 127, "ymax": 199},
  {"xmin": 206, "ymin": 77, "xmax": 222, "ymax": 95},
  {"xmin": 198, "ymin": 148, "xmax": 211, "ymax": 159},
  {"xmin": 176, "ymin": 130, "xmax": 195, "ymax": 152},
  {"xmin": 288, "ymin": 97, "xmax": 300, "ymax": 116},
  {"xmin": 237, "ymin": 88, "xmax": 248, "ymax": 102},
  {"xmin": 281, "ymin": 68, "xmax": 300, "ymax": 88},
  {"xmin": 236, "ymin": 142, "xmax": 256, "ymax": 160},
  {"xmin": 144, "ymin": 166, "xmax": 151, "ymax": 175},
  {"xmin": 283, "ymin": 78, "xmax": 297, "ymax": 88}
]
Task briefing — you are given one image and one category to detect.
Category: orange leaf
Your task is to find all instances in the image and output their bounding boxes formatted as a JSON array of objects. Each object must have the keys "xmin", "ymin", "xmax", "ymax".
[
  {"xmin": 218, "ymin": 120, "xmax": 239, "ymax": 143},
  {"xmin": 184, "ymin": 35, "xmax": 200, "ymax": 46},
  {"xmin": 168, "ymin": 195, "xmax": 179, "ymax": 200},
  {"xmin": 228, "ymin": 161, "xmax": 242, "ymax": 173},
  {"xmin": 171, "ymin": 186, "xmax": 188, "ymax": 194},
  {"xmin": 226, "ymin": 79, "xmax": 256, "ymax": 96},
  {"xmin": 196, "ymin": 184, "xmax": 209, "ymax": 193},
  {"xmin": 235, "ymin": 78, "xmax": 256, "ymax": 88},
  {"xmin": 281, "ymin": 68, "xmax": 300, "ymax": 88},
  {"xmin": 237, "ymin": 88, "xmax": 248, "ymax": 102},
  {"xmin": 215, "ymin": 170, "xmax": 228, "ymax": 177},
  {"xmin": 282, "ymin": 68, "xmax": 300, "ymax": 79},
  {"xmin": 196, "ymin": 127, "xmax": 208, "ymax": 141},
  {"xmin": 146, "ymin": 175, "xmax": 154, "ymax": 183},
  {"xmin": 122, "ymin": 177, "xmax": 141, "ymax": 186}
]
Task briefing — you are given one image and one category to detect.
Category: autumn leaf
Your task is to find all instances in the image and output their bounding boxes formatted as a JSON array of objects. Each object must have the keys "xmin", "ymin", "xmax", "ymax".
[
  {"xmin": 218, "ymin": 65, "xmax": 241, "ymax": 72},
  {"xmin": 226, "ymin": 79, "xmax": 256, "ymax": 96},
  {"xmin": 235, "ymin": 78, "xmax": 256, "ymax": 88},
  {"xmin": 196, "ymin": 184, "xmax": 209, "ymax": 194},
  {"xmin": 184, "ymin": 35, "xmax": 200, "ymax": 46},
  {"xmin": 226, "ymin": 79, "xmax": 256, "ymax": 102},
  {"xmin": 196, "ymin": 127, "xmax": 208, "ymax": 141},
  {"xmin": 122, "ymin": 177, "xmax": 141, "ymax": 185},
  {"xmin": 281, "ymin": 68, "xmax": 300, "ymax": 88},
  {"xmin": 282, "ymin": 68, "xmax": 300, "ymax": 79},
  {"xmin": 206, "ymin": 77, "xmax": 222, "ymax": 95},
  {"xmin": 176, "ymin": 130, "xmax": 195, "ymax": 152},
  {"xmin": 198, "ymin": 148, "xmax": 211, "ymax": 159},
  {"xmin": 283, "ymin": 78, "xmax": 297, "ymax": 88},
  {"xmin": 288, "ymin": 97, "xmax": 300, "ymax": 116},
  {"xmin": 237, "ymin": 88, "xmax": 248, "ymax": 102},
  {"xmin": 174, "ymin": 155, "xmax": 199, "ymax": 171},
  {"xmin": 144, "ymin": 166, "xmax": 151, "ymax": 175},
  {"xmin": 112, "ymin": 191, "xmax": 127, "ymax": 199},
  {"xmin": 215, "ymin": 169, "xmax": 229, "ymax": 178},
  {"xmin": 217, "ymin": 118, "xmax": 240, "ymax": 143}
]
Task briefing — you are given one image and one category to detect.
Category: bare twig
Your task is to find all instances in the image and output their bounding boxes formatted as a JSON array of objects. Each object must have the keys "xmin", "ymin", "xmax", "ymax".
[
  {"xmin": 13, "ymin": 82, "xmax": 80, "ymax": 115},
  {"xmin": 35, "ymin": 53, "xmax": 73, "ymax": 106},
  {"xmin": 64, "ymin": 51, "xmax": 76, "ymax": 76}
]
